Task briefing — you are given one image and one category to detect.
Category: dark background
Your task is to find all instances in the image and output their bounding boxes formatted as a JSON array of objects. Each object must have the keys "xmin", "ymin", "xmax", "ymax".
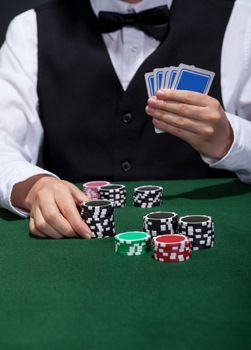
[{"xmin": 0, "ymin": 0, "xmax": 47, "ymax": 45}]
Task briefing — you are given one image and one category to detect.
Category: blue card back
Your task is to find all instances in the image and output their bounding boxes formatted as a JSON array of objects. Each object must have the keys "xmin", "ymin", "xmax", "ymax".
[{"xmin": 173, "ymin": 68, "xmax": 211, "ymax": 93}]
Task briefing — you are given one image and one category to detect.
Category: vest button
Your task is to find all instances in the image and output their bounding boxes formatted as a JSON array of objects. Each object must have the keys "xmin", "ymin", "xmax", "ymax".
[
  {"xmin": 122, "ymin": 112, "xmax": 133, "ymax": 124},
  {"xmin": 121, "ymin": 161, "xmax": 132, "ymax": 172}
]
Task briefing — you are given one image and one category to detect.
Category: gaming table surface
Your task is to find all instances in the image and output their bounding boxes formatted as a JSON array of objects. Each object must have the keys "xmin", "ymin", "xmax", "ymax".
[{"xmin": 0, "ymin": 178, "xmax": 250, "ymax": 350}]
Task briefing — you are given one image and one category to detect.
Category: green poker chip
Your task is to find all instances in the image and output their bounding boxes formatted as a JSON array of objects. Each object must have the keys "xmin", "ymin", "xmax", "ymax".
[
  {"xmin": 115, "ymin": 232, "xmax": 151, "ymax": 243},
  {"xmin": 114, "ymin": 231, "xmax": 151, "ymax": 256}
]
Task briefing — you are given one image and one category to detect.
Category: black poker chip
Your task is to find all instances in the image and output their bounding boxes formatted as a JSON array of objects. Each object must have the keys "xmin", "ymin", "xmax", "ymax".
[
  {"xmin": 178, "ymin": 215, "xmax": 215, "ymax": 250},
  {"xmin": 134, "ymin": 186, "xmax": 163, "ymax": 208},
  {"xmin": 143, "ymin": 211, "xmax": 178, "ymax": 237},
  {"xmin": 98, "ymin": 184, "xmax": 127, "ymax": 208},
  {"xmin": 81, "ymin": 199, "xmax": 115, "ymax": 239}
]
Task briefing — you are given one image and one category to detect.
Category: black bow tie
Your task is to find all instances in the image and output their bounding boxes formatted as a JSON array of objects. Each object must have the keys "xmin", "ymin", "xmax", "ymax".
[{"xmin": 98, "ymin": 5, "xmax": 169, "ymax": 41}]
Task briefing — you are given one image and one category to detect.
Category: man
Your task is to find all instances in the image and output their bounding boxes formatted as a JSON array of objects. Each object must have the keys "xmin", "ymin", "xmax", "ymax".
[{"xmin": 0, "ymin": 0, "xmax": 250, "ymax": 239}]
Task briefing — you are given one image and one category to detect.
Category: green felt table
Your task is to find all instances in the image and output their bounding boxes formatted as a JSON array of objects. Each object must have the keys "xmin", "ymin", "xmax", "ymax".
[{"xmin": 0, "ymin": 178, "xmax": 251, "ymax": 350}]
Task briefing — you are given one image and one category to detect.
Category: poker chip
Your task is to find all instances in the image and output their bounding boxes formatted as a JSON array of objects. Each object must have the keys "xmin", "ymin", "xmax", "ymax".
[
  {"xmin": 98, "ymin": 184, "xmax": 126, "ymax": 208},
  {"xmin": 143, "ymin": 211, "xmax": 178, "ymax": 237},
  {"xmin": 178, "ymin": 215, "xmax": 215, "ymax": 250},
  {"xmin": 154, "ymin": 255, "xmax": 191, "ymax": 263},
  {"xmin": 133, "ymin": 185, "xmax": 163, "ymax": 208},
  {"xmin": 114, "ymin": 232, "xmax": 151, "ymax": 256},
  {"xmin": 83, "ymin": 181, "xmax": 110, "ymax": 200},
  {"xmin": 81, "ymin": 199, "xmax": 115, "ymax": 239},
  {"xmin": 152, "ymin": 234, "xmax": 191, "ymax": 263},
  {"xmin": 82, "ymin": 183, "xmax": 215, "ymax": 260}
]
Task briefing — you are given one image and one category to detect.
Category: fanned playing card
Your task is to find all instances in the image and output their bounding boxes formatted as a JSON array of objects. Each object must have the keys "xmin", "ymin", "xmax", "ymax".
[
  {"xmin": 171, "ymin": 64, "xmax": 215, "ymax": 94},
  {"xmin": 145, "ymin": 63, "xmax": 215, "ymax": 134}
]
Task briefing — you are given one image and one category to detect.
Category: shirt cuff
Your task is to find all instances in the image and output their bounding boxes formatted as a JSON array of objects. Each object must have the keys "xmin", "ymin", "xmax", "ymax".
[
  {"xmin": 201, "ymin": 113, "xmax": 251, "ymax": 183},
  {"xmin": 0, "ymin": 162, "xmax": 59, "ymax": 218}
]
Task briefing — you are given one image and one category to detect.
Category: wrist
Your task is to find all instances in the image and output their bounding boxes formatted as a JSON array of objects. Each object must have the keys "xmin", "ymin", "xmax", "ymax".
[{"xmin": 11, "ymin": 175, "xmax": 57, "ymax": 211}]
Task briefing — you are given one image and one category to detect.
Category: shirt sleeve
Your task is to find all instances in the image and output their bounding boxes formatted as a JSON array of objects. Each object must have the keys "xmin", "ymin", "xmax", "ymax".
[
  {"xmin": 201, "ymin": 113, "xmax": 251, "ymax": 184},
  {"xmin": 202, "ymin": 0, "xmax": 251, "ymax": 184},
  {"xmin": 0, "ymin": 10, "xmax": 58, "ymax": 217}
]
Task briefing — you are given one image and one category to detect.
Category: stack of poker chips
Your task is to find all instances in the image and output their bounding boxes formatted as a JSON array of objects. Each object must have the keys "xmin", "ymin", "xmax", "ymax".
[
  {"xmin": 81, "ymin": 200, "xmax": 115, "ymax": 239},
  {"xmin": 133, "ymin": 185, "xmax": 163, "ymax": 208},
  {"xmin": 83, "ymin": 181, "xmax": 110, "ymax": 200},
  {"xmin": 152, "ymin": 234, "xmax": 191, "ymax": 263},
  {"xmin": 115, "ymin": 232, "xmax": 151, "ymax": 256},
  {"xmin": 98, "ymin": 184, "xmax": 126, "ymax": 208},
  {"xmin": 178, "ymin": 215, "xmax": 215, "ymax": 250},
  {"xmin": 143, "ymin": 211, "xmax": 178, "ymax": 237}
]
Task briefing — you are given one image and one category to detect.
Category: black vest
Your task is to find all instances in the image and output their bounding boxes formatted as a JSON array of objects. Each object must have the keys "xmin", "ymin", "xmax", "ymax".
[{"xmin": 36, "ymin": 0, "xmax": 235, "ymax": 182}]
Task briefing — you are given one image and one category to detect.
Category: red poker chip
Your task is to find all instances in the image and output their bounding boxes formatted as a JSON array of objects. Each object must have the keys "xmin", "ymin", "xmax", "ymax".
[
  {"xmin": 154, "ymin": 249, "xmax": 191, "ymax": 256},
  {"xmin": 153, "ymin": 246, "xmax": 191, "ymax": 254},
  {"xmin": 152, "ymin": 242, "xmax": 191, "ymax": 251},
  {"xmin": 154, "ymin": 251, "xmax": 191, "ymax": 259},
  {"xmin": 152, "ymin": 241, "xmax": 191, "ymax": 249},
  {"xmin": 154, "ymin": 254, "xmax": 191, "ymax": 263},
  {"xmin": 155, "ymin": 257, "xmax": 191, "ymax": 263},
  {"xmin": 155, "ymin": 255, "xmax": 192, "ymax": 262},
  {"xmin": 152, "ymin": 234, "xmax": 189, "ymax": 247},
  {"xmin": 153, "ymin": 250, "xmax": 191, "ymax": 256}
]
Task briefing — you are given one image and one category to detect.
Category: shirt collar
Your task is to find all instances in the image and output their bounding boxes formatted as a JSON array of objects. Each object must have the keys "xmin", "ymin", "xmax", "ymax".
[
  {"xmin": 91, "ymin": 0, "xmax": 172, "ymax": 15},
  {"xmin": 90, "ymin": 0, "xmax": 173, "ymax": 40}
]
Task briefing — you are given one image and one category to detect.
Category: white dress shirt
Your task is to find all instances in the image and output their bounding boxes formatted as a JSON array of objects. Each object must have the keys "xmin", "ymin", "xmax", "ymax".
[{"xmin": 0, "ymin": 0, "xmax": 251, "ymax": 217}]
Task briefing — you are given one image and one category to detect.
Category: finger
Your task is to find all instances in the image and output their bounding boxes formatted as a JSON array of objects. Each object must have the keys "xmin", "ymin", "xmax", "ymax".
[
  {"xmin": 29, "ymin": 217, "xmax": 48, "ymax": 239},
  {"xmin": 54, "ymin": 191, "xmax": 92, "ymax": 239},
  {"xmin": 38, "ymin": 194, "xmax": 91, "ymax": 238},
  {"xmin": 38, "ymin": 196, "xmax": 79, "ymax": 238},
  {"xmin": 148, "ymin": 96, "xmax": 205, "ymax": 122},
  {"xmin": 152, "ymin": 118, "xmax": 198, "ymax": 147},
  {"xmin": 33, "ymin": 206, "xmax": 64, "ymax": 239},
  {"xmin": 146, "ymin": 105, "xmax": 202, "ymax": 134},
  {"xmin": 156, "ymin": 89, "xmax": 211, "ymax": 107},
  {"xmin": 63, "ymin": 181, "xmax": 90, "ymax": 204}
]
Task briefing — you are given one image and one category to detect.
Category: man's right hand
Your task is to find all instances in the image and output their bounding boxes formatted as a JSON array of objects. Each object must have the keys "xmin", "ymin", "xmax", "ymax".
[{"xmin": 12, "ymin": 176, "xmax": 92, "ymax": 239}]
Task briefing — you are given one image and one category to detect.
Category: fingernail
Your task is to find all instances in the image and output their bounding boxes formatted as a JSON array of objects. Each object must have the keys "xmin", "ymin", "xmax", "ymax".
[
  {"xmin": 147, "ymin": 107, "xmax": 156, "ymax": 114},
  {"xmin": 148, "ymin": 97, "xmax": 157, "ymax": 105},
  {"xmin": 156, "ymin": 90, "xmax": 165, "ymax": 98},
  {"xmin": 153, "ymin": 118, "xmax": 160, "ymax": 126},
  {"xmin": 85, "ymin": 233, "xmax": 92, "ymax": 240},
  {"xmin": 87, "ymin": 230, "xmax": 95, "ymax": 239},
  {"xmin": 148, "ymin": 96, "xmax": 156, "ymax": 101}
]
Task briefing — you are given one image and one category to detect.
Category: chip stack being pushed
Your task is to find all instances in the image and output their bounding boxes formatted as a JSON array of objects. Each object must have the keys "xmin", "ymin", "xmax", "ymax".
[
  {"xmin": 83, "ymin": 181, "xmax": 110, "ymax": 200},
  {"xmin": 178, "ymin": 215, "xmax": 215, "ymax": 250},
  {"xmin": 133, "ymin": 185, "xmax": 163, "ymax": 208},
  {"xmin": 81, "ymin": 200, "xmax": 115, "ymax": 239},
  {"xmin": 143, "ymin": 211, "xmax": 178, "ymax": 237},
  {"xmin": 115, "ymin": 232, "xmax": 151, "ymax": 256},
  {"xmin": 98, "ymin": 184, "xmax": 126, "ymax": 208},
  {"xmin": 152, "ymin": 234, "xmax": 191, "ymax": 263}
]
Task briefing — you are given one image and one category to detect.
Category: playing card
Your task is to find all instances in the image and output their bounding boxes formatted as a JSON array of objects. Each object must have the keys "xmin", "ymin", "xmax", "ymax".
[
  {"xmin": 163, "ymin": 66, "xmax": 178, "ymax": 89},
  {"xmin": 144, "ymin": 72, "xmax": 155, "ymax": 97},
  {"xmin": 154, "ymin": 68, "xmax": 164, "ymax": 91},
  {"xmin": 144, "ymin": 63, "xmax": 215, "ymax": 134},
  {"xmin": 145, "ymin": 70, "xmax": 163, "ymax": 133},
  {"xmin": 171, "ymin": 64, "xmax": 215, "ymax": 94},
  {"xmin": 160, "ymin": 67, "xmax": 169, "ymax": 89}
]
